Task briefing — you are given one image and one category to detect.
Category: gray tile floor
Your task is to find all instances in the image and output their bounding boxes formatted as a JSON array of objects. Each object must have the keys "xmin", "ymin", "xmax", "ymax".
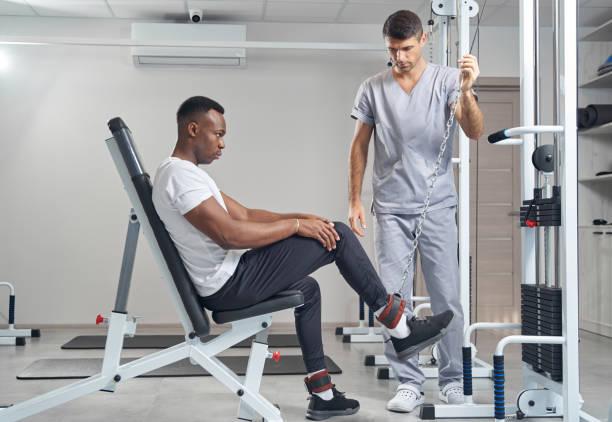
[{"xmin": 1, "ymin": 326, "xmax": 611, "ymax": 421}]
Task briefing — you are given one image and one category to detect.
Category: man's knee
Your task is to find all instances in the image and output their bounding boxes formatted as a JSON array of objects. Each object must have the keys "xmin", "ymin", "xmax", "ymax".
[
  {"xmin": 333, "ymin": 221, "xmax": 352, "ymax": 240},
  {"xmin": 297, "ymin": 276, "xmax": 321, "ymax": 308}
]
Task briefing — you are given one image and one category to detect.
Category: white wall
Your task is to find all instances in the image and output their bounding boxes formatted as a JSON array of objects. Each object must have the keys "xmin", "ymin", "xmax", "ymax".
[{"xmin": 0, "ymin": 17, "xmax": 522, "ymax": 326}]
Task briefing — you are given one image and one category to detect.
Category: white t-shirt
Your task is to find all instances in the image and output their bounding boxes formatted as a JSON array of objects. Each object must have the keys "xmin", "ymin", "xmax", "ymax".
[{"xmin": 152, "ymin": 157, "xmax": 247, "ymax": 297}]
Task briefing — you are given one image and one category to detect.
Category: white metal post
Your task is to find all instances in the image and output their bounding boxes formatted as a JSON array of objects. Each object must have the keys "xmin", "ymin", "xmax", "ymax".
[
  {"xmin": 458, "ymin": 0, "xmax": 471, "ymax": 332},
  {"xmin": 520, "ymin": 0, "xmax": 541, "ymax": 395},
  {"xmin": 439, "ymin": 17, "xmax": 448, "ymax": 66},
  {"xmin": 519, "ymin": 0, "xmax": 537, "ymax": 286},
  {"xmin": 437, "ymin": 6, "xmax": 470, "ymax": 332},
  {"xmin": 559, "ymin": 0, "xmax": 579, "ymax": 420},
  {"xmin": 100, "ymin": 312, "xmax": 129, "ymax": 390}
]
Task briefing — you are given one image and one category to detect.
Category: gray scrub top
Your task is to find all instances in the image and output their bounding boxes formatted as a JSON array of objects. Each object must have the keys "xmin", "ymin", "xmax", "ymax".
[{"xmin": 351, "ymin": 63, "xmax": 461, "ymax": 214}]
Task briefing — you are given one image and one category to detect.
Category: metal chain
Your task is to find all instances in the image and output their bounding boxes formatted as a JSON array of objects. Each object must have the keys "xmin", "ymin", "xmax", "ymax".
[{"xmin": 397, "ymin": 79, "xmax": 464, "ymax": 297}]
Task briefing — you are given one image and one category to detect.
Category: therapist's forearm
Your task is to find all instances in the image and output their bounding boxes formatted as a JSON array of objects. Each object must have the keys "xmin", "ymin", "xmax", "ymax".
[
  {"xmin": 349, "ymin": 141, "xmax": 368, "ymax": 204},
  {"xmin": 459, "ymin": 91, "xmax": 484, "ymax": 139}
]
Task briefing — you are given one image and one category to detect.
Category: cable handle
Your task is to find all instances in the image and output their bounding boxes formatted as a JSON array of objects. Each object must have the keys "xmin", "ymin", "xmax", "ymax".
[{"xmin": 396, "ymin": 77, "xmax": 463, "ymax": 297}]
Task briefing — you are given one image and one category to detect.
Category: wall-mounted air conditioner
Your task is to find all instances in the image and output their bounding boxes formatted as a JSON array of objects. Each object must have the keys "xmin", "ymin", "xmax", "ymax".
[{"xmin": 131, "ymin": 23, "xmax": 246, "ymax": 67}]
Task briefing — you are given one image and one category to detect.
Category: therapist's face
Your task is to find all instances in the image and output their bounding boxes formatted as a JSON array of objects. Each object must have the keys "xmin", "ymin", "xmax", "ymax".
[{"xmin": 385, "ymin": 33, "xmax": 427, "ymax": 74}]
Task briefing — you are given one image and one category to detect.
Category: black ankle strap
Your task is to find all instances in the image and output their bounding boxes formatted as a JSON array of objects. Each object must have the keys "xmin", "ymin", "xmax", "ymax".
[
  {"xmin": 304, "ymin": 370, "xmax": 333, "ymax": 394},
  {"xmin": 376, "ymin": 293, "xmax": 406, "ymax": 329}
]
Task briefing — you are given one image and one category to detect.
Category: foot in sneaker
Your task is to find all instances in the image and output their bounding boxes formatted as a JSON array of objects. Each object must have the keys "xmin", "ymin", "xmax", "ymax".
[
  {"xmin": 306, "ymin": 387, "xmax": 360, "ymax": 420},
  {"xmin": 386, "ymin": 384, "xmax": 424, "ymax": 413},
  {"xmin": 304, "ymin": 371, "xmax": 359, "ymax": 420},
  {"xmin": 439, "ymin": 381, "xmax": 464, "ymax": 404},
  {"xmin": 390, "ymin": 310, "xmax": 454, "ymax": 360}
]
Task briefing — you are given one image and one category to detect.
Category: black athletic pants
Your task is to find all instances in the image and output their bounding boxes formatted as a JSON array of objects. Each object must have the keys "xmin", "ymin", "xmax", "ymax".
[{"xmin": 199, "ymin": 221, "xmax": 389, "ymax": 373}]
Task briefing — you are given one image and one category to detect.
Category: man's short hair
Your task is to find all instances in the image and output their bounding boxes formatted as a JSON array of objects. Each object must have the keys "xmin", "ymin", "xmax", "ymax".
[
  {"xmin": 383, "ymin": 10, "xmax": 423, "ymax": 40},
  {"xmin": 177, "ymin": 96, "xmax": 225, "ymax": 125}
]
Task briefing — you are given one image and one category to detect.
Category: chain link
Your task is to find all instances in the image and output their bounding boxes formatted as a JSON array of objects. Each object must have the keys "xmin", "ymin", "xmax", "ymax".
[{"xmin": 397, "ymin": 80, "xmax": 464, "ymax": 297}]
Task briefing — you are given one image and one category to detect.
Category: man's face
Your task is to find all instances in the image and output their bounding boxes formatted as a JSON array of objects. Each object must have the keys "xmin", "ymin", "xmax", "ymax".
[
  {"xmin": 385, "ymin": 33, "xmax": 427, "ymax": 74},
  {"xmin": 190, "ymin": 109, "xmax": 227, "ymax": 165}
]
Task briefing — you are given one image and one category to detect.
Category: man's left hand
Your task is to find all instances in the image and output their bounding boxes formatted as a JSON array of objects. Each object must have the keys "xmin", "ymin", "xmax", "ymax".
[
  {"xmin": 303, "ymin": 214, "xmax": 333, "ymax": 225},
  {"xmin": 458, "ymin": 54, "xmax": 480, "ymax": 93}
]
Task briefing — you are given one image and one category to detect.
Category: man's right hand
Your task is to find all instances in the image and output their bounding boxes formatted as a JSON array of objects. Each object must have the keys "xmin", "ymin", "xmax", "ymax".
[
  {"xmin": 348, "ymin": 202, "xmax": 367, "ymax": 237},
  {"xmin": 296, "ymin": 219, "xmax": 340, "ymax": 251}
]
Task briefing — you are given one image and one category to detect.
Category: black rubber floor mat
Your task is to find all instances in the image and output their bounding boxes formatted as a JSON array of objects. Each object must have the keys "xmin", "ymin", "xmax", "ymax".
[
  {"xmin": 61, "ymin": 334, "xmax": 300, "ymax": 350},
  {"xmin": 17, "ymin": 355, "xmax": 341, "ymax": 379}
]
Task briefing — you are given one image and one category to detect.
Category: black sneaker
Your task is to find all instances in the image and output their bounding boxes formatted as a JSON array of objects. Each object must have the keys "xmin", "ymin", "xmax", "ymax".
[
  {"xmin": 306, "ymin": 387, "xmax": 360, "ymax": 421},
  {"xmin": 390, "ymin": 310, "xmax": 454, "ymax": 361}
]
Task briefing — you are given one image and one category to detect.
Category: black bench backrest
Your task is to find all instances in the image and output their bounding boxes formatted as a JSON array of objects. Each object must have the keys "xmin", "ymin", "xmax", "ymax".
[{"xmin": 108, "ymin": 117, "xmax": 210, "ymax": 337}]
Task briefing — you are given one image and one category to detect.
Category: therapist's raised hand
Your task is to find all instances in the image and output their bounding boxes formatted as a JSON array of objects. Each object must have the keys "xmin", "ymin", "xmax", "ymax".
[
  {"xmin": 458, "ymin": 54, "xmax": 480, "ymax": 93},
  {"xmin": 348, "ymin": 201, "xmax": 367, "ymax": 237}
]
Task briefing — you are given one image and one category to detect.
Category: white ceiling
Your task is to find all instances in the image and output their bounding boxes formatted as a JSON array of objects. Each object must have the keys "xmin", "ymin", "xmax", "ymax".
[{"xmin": 0, "ymin": 0, "xmax": 611, "ymax": 27}]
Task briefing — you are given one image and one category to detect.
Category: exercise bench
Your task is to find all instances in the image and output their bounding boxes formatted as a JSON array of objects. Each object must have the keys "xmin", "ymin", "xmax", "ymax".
[{"xmin": 0, "ymin": 117, "xmax": 303, "ymax": 422}]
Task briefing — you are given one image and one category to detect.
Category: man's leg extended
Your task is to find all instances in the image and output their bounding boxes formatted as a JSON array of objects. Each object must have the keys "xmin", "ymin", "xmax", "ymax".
[
  {"xmin": 202, "ymin": 222, "xmax": 452, "ymax": 364},
  {"xmin": 200, "ymin": 225, "xmax": 392, "ymax": 420},
  {"xmin": 374, "ymin": 213, "xmax": 426, "ymax": 394},
  {"xmin": 417, "ymin": 207, "xmax": 464, "ymax": 399},
  {"xmin": 201, "ymin": 224, "xmax": 393, "ymax": 369}
]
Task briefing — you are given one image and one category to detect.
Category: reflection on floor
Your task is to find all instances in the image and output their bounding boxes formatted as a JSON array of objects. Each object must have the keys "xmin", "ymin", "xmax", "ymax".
[{"xmin": 1, "ymin": 326, "xmax": 610, "ymax": 421}]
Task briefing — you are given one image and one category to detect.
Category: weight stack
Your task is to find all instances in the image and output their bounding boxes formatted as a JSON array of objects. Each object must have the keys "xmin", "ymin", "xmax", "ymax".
[
  {"xmin": 519, "ymin": 187, "xmax": 562, "ymax": 227},
  {"xmin": 521, "ymin": 284, "xmax": 563, "ymax": 381}
]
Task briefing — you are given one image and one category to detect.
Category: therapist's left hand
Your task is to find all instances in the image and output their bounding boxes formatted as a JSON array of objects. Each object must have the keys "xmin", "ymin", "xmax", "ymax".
[{"xmin": 458, "ymin": 54, "xmax": 480, "ymax": 93}]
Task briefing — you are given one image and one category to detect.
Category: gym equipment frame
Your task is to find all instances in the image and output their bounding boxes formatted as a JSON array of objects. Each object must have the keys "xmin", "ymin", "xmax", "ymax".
[
  {"xmin": 0, "ymin": 282, "xmax": 40, "ymax": 346},
  {"xmin": 421, "ymin": 0, "xmax": 599, "ymax": 420},
  {"xmin": 0, "ymin": 118, "xmax": 304, "ymax": 422},
  {"xmin": 335, "ymin": 298, "xmax": 384, "ymax": 343}
]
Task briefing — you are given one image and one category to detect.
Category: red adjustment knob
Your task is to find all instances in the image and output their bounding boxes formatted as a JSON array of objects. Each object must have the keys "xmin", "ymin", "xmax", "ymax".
[
  {"xmin": 272, "ymin": 351, "xmax": 280, "ymax": 362},
  {"xmin": 526, "ymin": 220, "xmax": 536, "ymax": 228},
  {"xmin": 95, "ymin": 314, "xmax": 104, "ymax": 325}
]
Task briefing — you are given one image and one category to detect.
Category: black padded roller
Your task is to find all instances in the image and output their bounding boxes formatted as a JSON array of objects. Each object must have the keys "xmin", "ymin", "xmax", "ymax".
[
  {"xmin": 8, "ymin": 295, "xmax": 15, "ymax": 325},
  {"xmin": 488, "ymin": 129, "xmax": 508, "ymax": 143}
]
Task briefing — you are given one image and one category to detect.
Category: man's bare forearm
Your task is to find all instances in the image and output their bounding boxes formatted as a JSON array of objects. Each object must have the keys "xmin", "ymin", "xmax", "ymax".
[
  {"xmin": 459, "ymin": 91, "xmax": 484, "ymax": 139},
  {"xmin": 245, "ymin": 209, "xmax": 315, "ymax": 223},
  {"xmin": 223, "ymin": 218, "xmax": 298, "ymax": 249}
]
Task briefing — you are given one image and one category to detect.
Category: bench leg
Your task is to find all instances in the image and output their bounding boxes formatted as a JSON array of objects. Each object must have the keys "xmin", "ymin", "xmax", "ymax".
[
  {"xmin": 191, "ymin": 323, "xmax": 282, "ymax": 422},
  {"xmin": 238, "ymin": 339, "xmax": 269, "ymax": 421}
]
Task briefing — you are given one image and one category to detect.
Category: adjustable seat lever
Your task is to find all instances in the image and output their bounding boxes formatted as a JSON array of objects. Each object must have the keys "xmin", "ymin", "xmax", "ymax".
[{"xmin": 267, "ymin": 350, "xmax": 280, "ymax": 362}]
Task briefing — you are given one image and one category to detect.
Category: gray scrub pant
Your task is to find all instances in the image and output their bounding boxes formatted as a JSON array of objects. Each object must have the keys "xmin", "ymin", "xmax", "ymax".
[{"xmin": 374, "ymin": 206, "xmax": 463, "ymax": 390}]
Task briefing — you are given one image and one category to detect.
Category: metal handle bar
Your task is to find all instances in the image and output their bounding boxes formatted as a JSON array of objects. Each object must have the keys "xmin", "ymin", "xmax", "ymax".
[{"xmin": 488, "ymin": 125, "xmax": 564, "ymax": 144}]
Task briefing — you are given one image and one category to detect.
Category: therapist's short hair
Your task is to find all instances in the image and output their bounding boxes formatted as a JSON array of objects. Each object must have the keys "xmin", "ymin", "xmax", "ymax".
[
  {"xmin": 383, "ymin": 10, "xmax": 423, "ymax": 40},
  {"xmin": 177, "ymin": 96, "xmax": 225, "ymax": 125}
]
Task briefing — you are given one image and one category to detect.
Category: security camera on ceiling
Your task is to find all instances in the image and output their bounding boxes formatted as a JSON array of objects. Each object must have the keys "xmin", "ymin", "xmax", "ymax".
[{"xmin": 189, "ymin": 8, "xmax": 203, "ymax": 23}]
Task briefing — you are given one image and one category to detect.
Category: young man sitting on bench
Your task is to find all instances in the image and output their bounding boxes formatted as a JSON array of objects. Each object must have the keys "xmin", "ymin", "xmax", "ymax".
[{"xmin": 152, "ymin": 96, "xmax": 454, "ymax": 420}]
